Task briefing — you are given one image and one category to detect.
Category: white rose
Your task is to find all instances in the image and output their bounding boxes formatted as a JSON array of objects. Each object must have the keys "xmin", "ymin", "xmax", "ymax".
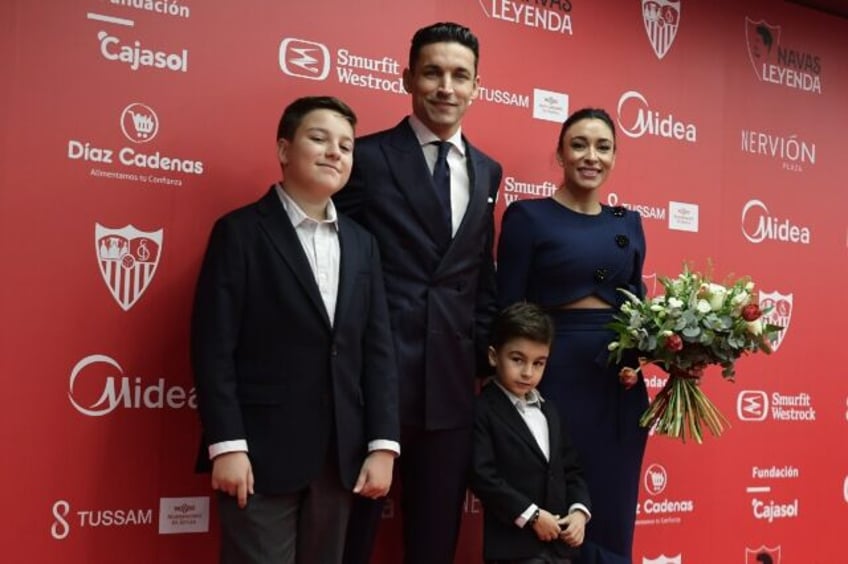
[
  {"xmin": 746, "ymin": 319, "xmax": 763, "ymax": 335},
  {"xmin": 608, "ymin": 341, "xmax": 620, "ymax": 351},
  {"xmin": 696, "ymin": 299, "xmax": 712, "ymax": 314},
  {"xmin": 745, "ymin": 281, "xmax": 755, "ymax": 291},
  {"xmin": 707, "ymin": 283, "xmax": 727, "ymax": 311},
  {"xmin": 668, "ymin": 297, "xmax": 684, "ymax": 309}
]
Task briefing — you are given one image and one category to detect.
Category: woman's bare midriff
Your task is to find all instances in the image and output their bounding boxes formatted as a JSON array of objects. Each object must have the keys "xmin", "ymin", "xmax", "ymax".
[{"xmin": 550, "ymin": 295, "xmax": 614, "ymax": 309}]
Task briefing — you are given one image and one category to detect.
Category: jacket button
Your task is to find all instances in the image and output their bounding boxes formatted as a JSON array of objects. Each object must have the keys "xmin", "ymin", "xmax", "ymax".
[
  {"xmin": 331, "ymin": 346, "xmax": 338, "ymax": 356},
  {"xmin": 594, "ymin": 268, "xmax": 608, "ymax": 282}
]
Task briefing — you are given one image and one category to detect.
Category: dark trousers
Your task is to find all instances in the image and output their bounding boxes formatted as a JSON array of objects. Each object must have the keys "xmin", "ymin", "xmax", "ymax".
[
  {"xmin": 218, "ymin": 456, "xmax": 352, "ymax": 564},
  {"xmin": 343, "ymin": 425, "xmax": 472, "ymax": 564}
]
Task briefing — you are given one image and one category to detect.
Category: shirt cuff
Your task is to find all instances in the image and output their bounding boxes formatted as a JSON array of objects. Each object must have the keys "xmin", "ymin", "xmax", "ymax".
[
  {"xmin": 516, "ymin": 503, "xmax": 539, "ymax": 528},
  {"xmin": 208, "ymin": 439, "xmax": 248, "ymax": 460},
  {"xmin": 568, "ymin": 503, "xmax": 591, "ymax": 521},
  {"xmin": 367, "ymin": 439, "xmax": 400, "ymax": 456}
]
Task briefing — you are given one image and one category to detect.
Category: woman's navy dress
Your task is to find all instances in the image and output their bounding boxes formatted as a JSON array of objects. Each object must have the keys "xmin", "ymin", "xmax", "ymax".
[{"xmin": 496, "ymin": 198, "xmax": 649, "ymax": 564}]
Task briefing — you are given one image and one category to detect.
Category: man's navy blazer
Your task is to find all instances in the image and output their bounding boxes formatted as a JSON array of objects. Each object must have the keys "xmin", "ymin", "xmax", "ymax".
[
  {"xmin": 191, "ymin": 187, "xmax": 399, "ymax": 494},
  {"xmin": 470, "ymin": 382, "xmax": 591, "ymax": 560},
  {"xmin": 334, "ymin": 118, "xmax": 502, "ymax": 430}
]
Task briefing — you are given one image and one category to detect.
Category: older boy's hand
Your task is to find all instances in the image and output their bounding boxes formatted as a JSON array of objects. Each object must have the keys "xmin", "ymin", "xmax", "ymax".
[
  {"xmin": 532, "ymin": 509, "xmax": 561, "ymax": 542},
  {"xmin": 558, "ymin": 510, "xmax": 588, "ymax": 547},
  {"xmin": 211, "ymin": 452, "xmax": 254, "ymax": 509},
  {"xmin": 354, "ymin": 450, "xmax": 395, "ymax": 499}
]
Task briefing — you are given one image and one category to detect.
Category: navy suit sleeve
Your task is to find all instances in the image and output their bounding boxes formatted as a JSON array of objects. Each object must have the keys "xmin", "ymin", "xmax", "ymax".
[
  {"xmin": 470, "ymin": 398, "xmax": 534, "ymax": 525},
  {"xmin": 473, "ymin": 161, "xmax": 502, "ymax": 374},
  {"xmin": 190, "ymin": 216, "xmax": 246, "ymax": 446},
  {"xmin": 496, "ymin": 202, "xmax": 534, "ymax": 308},
  {"xmin": 555, "ymin": 412, "xmax": 592, "ymax": 511},
  {"xmin": 361, "ymin": 234, "xmax": 400, "ymax": 443}
]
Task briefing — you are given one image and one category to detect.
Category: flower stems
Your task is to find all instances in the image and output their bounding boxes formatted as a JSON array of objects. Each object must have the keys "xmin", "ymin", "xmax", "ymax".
[{"xmin": 639, "ymin": 374, "xmax": 731, "ymax": 444}]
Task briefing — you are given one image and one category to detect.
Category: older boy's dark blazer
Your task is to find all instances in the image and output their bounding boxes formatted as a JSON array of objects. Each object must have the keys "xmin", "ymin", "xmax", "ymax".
[
  {"xmin": 334, "ymin": 118, "xmax": 502, "ymax": 430},
  {"xmin": 470, "ymin": 382, "xmax": 591, "ymax": 560},
  {"xmin": 191, "ymin": 187, "xmax": 398, "ymax": 494}
]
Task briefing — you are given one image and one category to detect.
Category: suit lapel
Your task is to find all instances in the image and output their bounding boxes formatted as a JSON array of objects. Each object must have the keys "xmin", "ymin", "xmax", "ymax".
[
  {"xmin": 255, "ymin": 188, "xmax": 332, "ymax": 328},
  {"xmin": 487, "ymin": 385, "xmax": 549, "ymax": 464},
  {"xmin": 333, "ymin": 218, "xmax": 357, "ymax": 328},
  {"xmin": 383, "ymin": 119, "xmax": 451, "ymax": 249}
]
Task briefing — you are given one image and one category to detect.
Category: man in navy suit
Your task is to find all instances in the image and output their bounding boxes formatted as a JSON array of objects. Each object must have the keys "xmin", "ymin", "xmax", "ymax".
[
  {"xmin": 334, "ymin": 21, "xmax": 503, "ymax": 564},
  {"xmin": 191, "ymin": 96, "xmax": 399, "ymax": 564}
]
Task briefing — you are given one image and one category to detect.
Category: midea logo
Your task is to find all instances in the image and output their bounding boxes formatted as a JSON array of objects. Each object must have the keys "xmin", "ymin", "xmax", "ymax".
[
  {"xmin": 741, "ymin": 199, "xmax": 811, "ymax": 245},
  {"xmin": 68, "ymin": 354, "xmax": 196, "ymax": 416}
]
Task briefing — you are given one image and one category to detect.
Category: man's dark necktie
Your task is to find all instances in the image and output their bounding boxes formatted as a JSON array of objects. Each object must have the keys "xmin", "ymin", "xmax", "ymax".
[{"xmin": 431, "ymin": 141, "xmax": 452, "ymax": 233}]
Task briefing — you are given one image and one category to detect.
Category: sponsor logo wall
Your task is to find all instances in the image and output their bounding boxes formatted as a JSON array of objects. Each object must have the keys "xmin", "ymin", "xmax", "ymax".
[{"xmin": 1, "ymin": 0, "xmax": 845, "ymax": 562}]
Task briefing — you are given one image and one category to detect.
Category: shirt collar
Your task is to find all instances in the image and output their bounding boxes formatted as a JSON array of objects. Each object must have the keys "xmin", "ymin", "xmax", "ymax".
[
  {"xmin": 408, "ymin": 114, "xmax": 465, "ymax": 157},
  {"xmin": 275, "ymin": 183, "xmax": 339, "ymax": 230},
  {"xmin": 493, "ymin": 380, "xmax": 544, "ymax": 413}
]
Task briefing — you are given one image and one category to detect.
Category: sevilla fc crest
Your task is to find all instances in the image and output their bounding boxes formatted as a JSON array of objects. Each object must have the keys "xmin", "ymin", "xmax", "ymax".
[
  {"xmin": 642, "ymin": 272, "xmax": 658, "ymax": 297},
  {"xmin": 758, "ymin": 290, "xmax": 792, "ymax": 352},
  {"xmin": 745, "ymin": 17, "xmax": 781, "ymax": 76},
  {"xmin": 745, "ymin": 545, "xmax": 781, "ymax": 564},
  {"xmin": 642, "ymin": 0, "xmax": 681, "ymax": 60},
  {"xmin": 643, "ymin": 555, "xmax": 682, "ymax": 564},
  {"xmin": 95, "ymin": 223, "xmax": 163, "ymax": 311}
]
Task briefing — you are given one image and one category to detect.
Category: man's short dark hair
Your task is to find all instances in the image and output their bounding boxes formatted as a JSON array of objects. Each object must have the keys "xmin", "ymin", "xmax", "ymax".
[
  {"xmin": 276, "ymin": 96, "xmax": 357, "ymax": 141},
  {"xmin": 490, "ymin": 302, "xmax": 554, "ymax": 350},
  {"xmin": 408, "ymin": 22, "xmax": 479, "ymax": 72}
]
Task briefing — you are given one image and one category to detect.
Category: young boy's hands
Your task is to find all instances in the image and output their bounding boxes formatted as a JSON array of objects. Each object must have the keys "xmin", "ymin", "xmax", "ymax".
[
  {"xmin": 531, "ymin": 509, "xmax": 562, "ymax": 542},
  {"xmin": 211, "ymin": 452, "xmax": 254, "ymax": 508},
  {"xmin": 558, "ymin": 511, "xmax": 588, "ymax": 547},
  {"xmin": 354, "ymin": 450, "xmax": 395, "ymax": 499}
]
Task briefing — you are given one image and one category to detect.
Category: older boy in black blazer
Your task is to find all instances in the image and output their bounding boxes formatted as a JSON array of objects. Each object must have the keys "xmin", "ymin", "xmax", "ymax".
[
  {"xmin": 471, "ymin": 302, "xmax": 591, "ymax": 564},
  {"xmin": 191, "ymin": 97, "xmax": 399, "ymax": 564}
]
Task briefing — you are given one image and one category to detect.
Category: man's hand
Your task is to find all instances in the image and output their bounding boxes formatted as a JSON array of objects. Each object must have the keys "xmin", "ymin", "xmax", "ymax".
[
  {"xmin": 558, "ymin": 511, "xmax": 588, "ymax": 547},
  {"xmin": 532, "ymin": 509, "xmax": 561, "ymax": 542},
  {"xmin": 211, "ymin": 452, "xmax": 254, "ymax": 509},
  {"xmin": 353, "ymin": 450, "xmax": 395, "ymax": 499}
]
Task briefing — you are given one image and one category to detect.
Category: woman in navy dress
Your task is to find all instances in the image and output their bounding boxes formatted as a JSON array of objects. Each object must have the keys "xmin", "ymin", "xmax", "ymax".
[{"xmin": 496, "ymin": 108, "xmax": 648, "ymax": 564}]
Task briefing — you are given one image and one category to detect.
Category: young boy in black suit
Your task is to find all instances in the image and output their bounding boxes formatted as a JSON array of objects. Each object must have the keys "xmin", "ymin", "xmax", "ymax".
[
  {"xmin": 471, "ymin": 302, "xmax": 591, "ymax": 564},
  {"xmin": 191, "ymin": 96, "xmax": 399, "ymax": 564}
]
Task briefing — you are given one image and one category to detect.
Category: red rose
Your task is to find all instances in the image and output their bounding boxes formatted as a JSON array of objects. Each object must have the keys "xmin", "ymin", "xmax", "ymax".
[
  {"xmin": 665, "ymin": 334, "xmax": 683, "ymax": 352},
  {"xmin": 741, "ymin": 303, "xmax": 761, "ymax": 321},
  {"xmin": 619, "ymin": 367, "xmax": 638, "ymax": 390}
]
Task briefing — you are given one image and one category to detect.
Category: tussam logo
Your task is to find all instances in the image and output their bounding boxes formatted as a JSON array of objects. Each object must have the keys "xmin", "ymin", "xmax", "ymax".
[
  {"xmin": 642, "ymin": 0, "xmax": 681, "ymax": 60},
  {"xmin": 96, "ymin": 223, "xmax": 163, "ymax": 311},
  {"xmin": 68, "ymin": 354, "xmax": 196, "ymax": 416},
  {"xmin": 741, "ymin": 199, "xmax": 811, "ymax": 245},
  {"xmin": 616, "ymin": 90, "xmax": 696, "ymax": 142},
  {"xmin": 607, "ymin": 193, "xmax": 666, "ymax": 222},
  {"xmin": 279, "ymin": 38, "xmax": 330, "ymax": 80},
  {"xmin": 477, "ymin": 0, "xmax": 573, "ymax": 36},
  {"xmin": 51, "ymin": 499, "xmax": 153, "ymax": 540},
  {"xmin": 745, "ymin": 545, "xmax": 782, "ymax": 563},
  {"xmin": 737, "ymin": 390, "xmax": 815, "ymax": 422}
]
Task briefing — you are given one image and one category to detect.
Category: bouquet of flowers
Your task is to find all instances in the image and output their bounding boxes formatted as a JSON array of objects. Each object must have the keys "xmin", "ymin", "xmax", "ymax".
[{"xmin": 607, "ymin": 265, "xmax": 782, "ymax": 443}]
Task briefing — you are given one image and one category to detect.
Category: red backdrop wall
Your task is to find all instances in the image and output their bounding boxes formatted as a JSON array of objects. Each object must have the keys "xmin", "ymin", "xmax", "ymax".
[{"xmin": 1, "ymin": 1, "xmax": 846, "ymax": 562}]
